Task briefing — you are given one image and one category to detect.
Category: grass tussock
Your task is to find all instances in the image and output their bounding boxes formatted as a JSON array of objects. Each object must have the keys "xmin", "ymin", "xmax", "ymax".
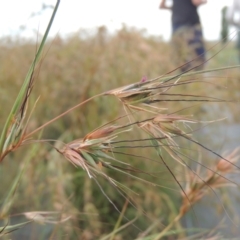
[{"xmin": 0, "ymin": 3, "xmax": 240, "ymax": 239}]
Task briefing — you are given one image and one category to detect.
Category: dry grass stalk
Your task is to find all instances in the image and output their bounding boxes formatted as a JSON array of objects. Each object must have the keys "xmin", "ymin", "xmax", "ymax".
[
  {"xmin": 151, "ymin": 148, "xmax": 239, "ymax": 240},
  {"xmin": 58, "ymin": 125, "xmax": 129, "ymax": 179},
  {"xmin": 180, "ymin": 148, "xmax": 240, "ymax": 216},
  {"xmin": 138, "ymin": 113, "xmax": 196, "ymax": 167},
  {"xmin": 106, "ymin": 75, "xmax": 226, "ymax": 113},
  {"xmin": 53, "ymin": 72, "xmax": 235, "ymax": 239},
  {"xmin": 24, "ymin": 211, "xmax": 71, "ymax": 224}
]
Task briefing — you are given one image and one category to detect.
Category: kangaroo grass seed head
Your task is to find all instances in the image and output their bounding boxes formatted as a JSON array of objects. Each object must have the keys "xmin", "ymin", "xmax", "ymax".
[
  {"xmin": 179, "ymin": 148, "xmax": 240, "ymax": 216},
  {"xmin": 153, "ymin": 114, "xmax": 196, "ymax": 124},
  {"xmin": 216, "ymin": 148, "xmax": 240, "ymax": 173},
  {"xmin": 61, "ymin": 147, "xmax": 89, "ymax": 170},
  {"xmin": 138, "ymin": 113, "xmax": 194, "ymax": 146},
  {"xmin": 217, "ymin": 159, "xmax": 234, "ymax": 173},
  {"xmin": 58, "ymin": 124, "xmax": 132, "ymax": 179},
  {"xmin": 105, "ymin": 78, "xmax": 164, "ymax": 108},
  {"xmin": 83, "ymin": 125, "xmax": 121, "ymax": 141}
]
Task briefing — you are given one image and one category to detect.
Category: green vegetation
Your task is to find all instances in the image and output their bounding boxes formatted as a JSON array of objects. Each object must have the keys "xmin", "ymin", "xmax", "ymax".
[{"xmin": 0, "ymin": 2, "xmax": 240, "ymax": 239}]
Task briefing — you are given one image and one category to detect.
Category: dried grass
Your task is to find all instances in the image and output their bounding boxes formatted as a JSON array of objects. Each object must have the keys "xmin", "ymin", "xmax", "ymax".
[{"xmin": 0, "ymin": 4, "xmax": 240, "ymax": 238}]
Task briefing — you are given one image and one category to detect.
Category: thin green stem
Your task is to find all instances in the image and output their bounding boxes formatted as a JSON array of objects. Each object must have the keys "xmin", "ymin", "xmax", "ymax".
[{"xmin": 0, "ymin": 0, "xmax": 60, "ymax": 157}]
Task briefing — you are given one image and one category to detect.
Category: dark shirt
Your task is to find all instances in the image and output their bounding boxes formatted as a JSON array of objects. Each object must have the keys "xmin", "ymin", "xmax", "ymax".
[{"xmin": 172, "ymin": 0, "xmax": 200, "ymax": 31}]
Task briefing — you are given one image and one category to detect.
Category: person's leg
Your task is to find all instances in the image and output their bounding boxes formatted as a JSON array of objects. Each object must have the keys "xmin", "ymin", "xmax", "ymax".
[
  {"xmin": 187, "ymin": 24, "xmax": 206, "ymax": 71},
  {"xmin": 171, "ymin": 26, "xmax": 192, "ymax": 72}
]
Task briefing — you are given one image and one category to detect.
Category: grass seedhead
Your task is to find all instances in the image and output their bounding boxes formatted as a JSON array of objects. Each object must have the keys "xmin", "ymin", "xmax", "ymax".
[
  {"xmin": 83, "ymin": 125, "xmax": 122, "ymax": 141},
  {"xmin": 106, "ymin": 72, "xmax": 228, "ymax": 115},
  {"xmin": 138, "ymin": 113, "xmax": 196, "ymax": 166},
  {"xmin": 180, "ymin": 147, "xmax": 240, "ymax": 216},
  {"xmin": 1, "ymin": 3, "xmax": 240, "ymax": 238},
  {"xmin": 216, "ymin": 147, "xmax": 239, "ymax": 173},
  {"xmin": 58, "ymin": 124, "xmax": 130, "ymax": 179}
]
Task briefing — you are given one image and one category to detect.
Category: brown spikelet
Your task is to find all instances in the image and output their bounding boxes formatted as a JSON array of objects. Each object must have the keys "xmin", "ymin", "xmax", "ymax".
[
  {"xmin": 180, "ymin": 148, "xmax": 240, "ymax": 216},
  {"xmin": 217, "ymin": 159, "xmax": 234, "ymax": 173},
  {"xmin": 60, "ymin": 147, "xmax": 93, "ymax": 178},
  {"xmin": 216, "ymin": 148, "xmax": 239, "ymax": 173},
  {"xmin": 98, "ymin": 161, "xmax": 103, "ymax": 170},
  {"xmin": 83, "ymin": 126, "xmax": 119, "ymax": 141},
  {"xmin": 153, "ymin": 114, "xmax": 195, "ymax": 124}
]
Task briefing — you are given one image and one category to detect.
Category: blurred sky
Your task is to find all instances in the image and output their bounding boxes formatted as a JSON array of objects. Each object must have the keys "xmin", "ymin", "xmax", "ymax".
[{"xmin": 0, "ymin": 0, "xmax": 234, "ymax": 41}]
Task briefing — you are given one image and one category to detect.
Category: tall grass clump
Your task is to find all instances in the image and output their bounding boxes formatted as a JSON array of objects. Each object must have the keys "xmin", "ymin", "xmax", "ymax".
[{"xmin": 0, "ymin": 1, "xmax": 240, "ymax": 239}]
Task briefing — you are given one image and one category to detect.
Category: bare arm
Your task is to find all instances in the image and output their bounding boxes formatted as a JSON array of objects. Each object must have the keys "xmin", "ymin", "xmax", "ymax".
[
  {"xmin": 159, "ymin": 0, "xmax": 171, "ymax": 10},
  {"xmin": 191, "ymin": 0, "xmax": 207, "ymax": 7}
]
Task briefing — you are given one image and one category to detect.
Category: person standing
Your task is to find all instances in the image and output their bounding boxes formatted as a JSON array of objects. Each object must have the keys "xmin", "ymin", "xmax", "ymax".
[
  {"xmin": 226, "ymin": 0, "xmax": 240, "ymax": 63},
  {"xmin": 159, "ymin": 0, "xmax": 207, "ymax": 72}
]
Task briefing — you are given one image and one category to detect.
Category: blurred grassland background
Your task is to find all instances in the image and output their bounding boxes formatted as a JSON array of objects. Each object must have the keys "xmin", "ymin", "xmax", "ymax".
[{"xmin": 0, "ymin": 25, "xmax": 240, "ymax": 239}]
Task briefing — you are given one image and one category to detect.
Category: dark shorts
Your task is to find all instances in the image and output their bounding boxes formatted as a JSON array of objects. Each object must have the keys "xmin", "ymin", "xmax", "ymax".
[{"xmin": 171, "ymin": 24, "xmax": 205, "ymax": 72}]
